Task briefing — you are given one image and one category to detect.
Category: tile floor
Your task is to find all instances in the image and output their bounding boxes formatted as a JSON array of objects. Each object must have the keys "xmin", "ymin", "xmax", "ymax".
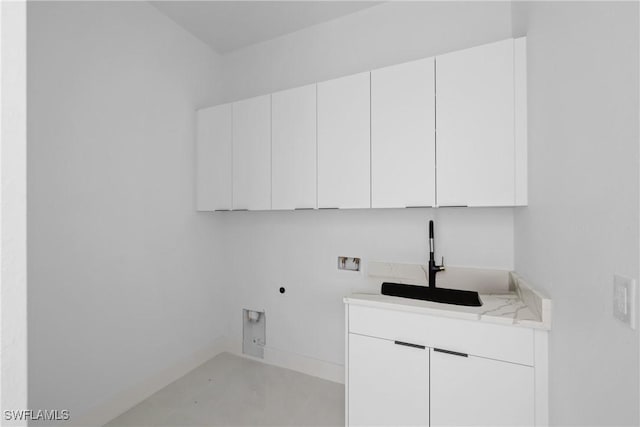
[{"xmin": 106, "ymin": 352, "xmax": 344, "ymax": 426}]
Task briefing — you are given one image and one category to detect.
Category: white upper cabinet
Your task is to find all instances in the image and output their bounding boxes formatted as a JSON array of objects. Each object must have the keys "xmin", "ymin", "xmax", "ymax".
[
  {"xmin": 514, "ymin": 37, "xmax": 528, "ymax": 206},
  {"xmin": 371, "ymin": 58, "xmax": 436, "ymax": 208},
  {"xmin": 436, "ymin": 38, "xmax": 519, "ymax": 207},
  {"xmin": 271, "ymin": 84, "xmax": 317, "ymax": 210},
  {"xmin": 317, "ymin": 72, "xmax": 371, "ymax": 209},
  {"xmin": 232, "ymin": 95, "xmax": 271, "ymax": 210},
  {"xmin": 197, "ymin": 37, "xmax": 527, "ymax": 212},
  {"xmin": 196, "ymin": 104, "xmax": 232, "ymax": 211}
]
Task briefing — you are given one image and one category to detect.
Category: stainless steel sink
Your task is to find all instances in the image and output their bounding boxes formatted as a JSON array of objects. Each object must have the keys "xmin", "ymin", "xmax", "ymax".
[{"xmin": 381, "ymin": 282, "xmax": 482, "ymax": 307}]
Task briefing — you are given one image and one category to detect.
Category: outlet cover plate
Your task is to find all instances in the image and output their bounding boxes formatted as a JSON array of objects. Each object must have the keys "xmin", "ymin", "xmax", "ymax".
[
  {"xmin": 613, "ymin": 274, "xmax": 636, "ymax": 329},
  {"xmin": 338, "ymin": 256, "xmax": 361, "ymax": 271}
]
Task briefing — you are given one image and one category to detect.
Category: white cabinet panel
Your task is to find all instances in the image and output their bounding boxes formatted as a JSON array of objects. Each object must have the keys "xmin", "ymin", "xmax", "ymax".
[
  {"xmin": 232, "ymin": 95, "xmax": 271, "ymax": 210},
  {"xmin": 348, "ymin": 333, "xmax": 429, "ymax": 426},
  {"xmin": 271, "ymin": 84, "xmax": 317, "ymax": 210},
  {"xmin": 436, "ymin": 39, "xmax": 515, "ymax": 207},
  {"xmin": 515, "ymin": 36, "xmax": 528, "ymax": 206},
  {"xmin": 371, "ymin": 58, "xmax": 436, "ymax": 208},
  {"xmin": 317, "ymin": 72, "xmax": 370, "ymax": 209},
  {"xmin": 430, "ymin": 348, "xmax": 534, "ymax": 426},
  {"xmin": 196, "ymin": 104, "xmax": 232, "ymax": 211},
  {"xmin": 349, "ymin": 305, "xmax": 534, "ymax": 366}
]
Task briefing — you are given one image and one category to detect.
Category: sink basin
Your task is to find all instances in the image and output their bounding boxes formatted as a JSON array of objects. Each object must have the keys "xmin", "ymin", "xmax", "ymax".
[{"xmin": 381, "ymin": 282, "xmax": 482, "ymax": 307}]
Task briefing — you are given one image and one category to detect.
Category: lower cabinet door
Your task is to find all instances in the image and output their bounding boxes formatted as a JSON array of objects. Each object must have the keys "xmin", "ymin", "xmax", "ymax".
[
  {"xmin": 430, "ymin": 348, "xmax": 534, "ymax": 426},
  {"xmin": 348, "ymin": 333, "xmax": 429, "ymax": 426}
]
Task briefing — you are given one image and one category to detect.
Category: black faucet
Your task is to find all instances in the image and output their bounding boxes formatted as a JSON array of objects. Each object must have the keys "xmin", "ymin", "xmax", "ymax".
[{"xmin": 428, "ymin": 220, "xmax": 445, "ymax": 287}]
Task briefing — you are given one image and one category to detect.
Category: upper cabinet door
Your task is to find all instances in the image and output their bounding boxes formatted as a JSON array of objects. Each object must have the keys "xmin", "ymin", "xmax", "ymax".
[
  {"xmin": 232, "ymin": 95, "xmax": 271, "ymax": 210},
  {"xmin": 436, "ymin": 39, "xmax": 515, "ymax": 207},
  {"xmin": 271, "ymin": 84, "xmax": 317, "ymax": 210},
  {"xmin": 196, "ymin": 104, "xmax": 232, "ymax": 211},
  {"xmin": 317, "ymin": 72, "xmax": 371, "ymax": 209},
  {"xmin": 371, "ymin": 58, "xmax": 436, "ymax": 208}
]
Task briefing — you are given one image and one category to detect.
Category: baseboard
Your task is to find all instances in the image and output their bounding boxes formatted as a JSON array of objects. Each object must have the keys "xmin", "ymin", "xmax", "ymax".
[
  {"xmin": 227, "ymin": 339, "xmax": 344, "ymax": 384},
  {"xmin": 264, "ymin": 347, "xmax": 344, "ymax": 384},
  {"xmin": 73, "ymin": 336, "xmax": 232, "ymax": 427}
]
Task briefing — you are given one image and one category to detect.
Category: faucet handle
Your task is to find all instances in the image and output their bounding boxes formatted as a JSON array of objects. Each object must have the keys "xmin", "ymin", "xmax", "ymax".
[{"xmin": 440, "ymin": 256, "xmax": 445, "ymax": 270}]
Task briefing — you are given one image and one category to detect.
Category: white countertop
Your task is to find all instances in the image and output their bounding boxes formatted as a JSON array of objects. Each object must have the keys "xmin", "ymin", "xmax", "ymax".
[{"xmin": 345, "ymin": 262, "xmax": 551, "ymax": 330}]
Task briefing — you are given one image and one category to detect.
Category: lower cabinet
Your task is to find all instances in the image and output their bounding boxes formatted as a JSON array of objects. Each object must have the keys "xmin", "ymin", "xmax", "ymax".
[
  {"xmin": 430, "ymin": 348, "xmax": 534, "ymax": 426},
  {"xmin": 346, "ymin": 304, "xmax": 545, "ymax": 427},
  {"xmin": 348, "ymin": 334, "xmax": 429, "ymax": 426}
]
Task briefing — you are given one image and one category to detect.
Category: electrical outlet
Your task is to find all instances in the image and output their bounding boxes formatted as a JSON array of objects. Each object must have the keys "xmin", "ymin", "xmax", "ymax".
[
  {"xmin": 613, "ymin": 274, "xmax": 637, "ymax": 329},
  {"xmin": 338, "ymin": 256, "xmax": 361, "ymax": 271}
]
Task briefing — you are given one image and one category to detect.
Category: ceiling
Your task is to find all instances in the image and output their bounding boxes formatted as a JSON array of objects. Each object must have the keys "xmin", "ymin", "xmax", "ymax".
[{"xmin": 150, "ymin": 1, "xmax": 381, "ymax": 54}]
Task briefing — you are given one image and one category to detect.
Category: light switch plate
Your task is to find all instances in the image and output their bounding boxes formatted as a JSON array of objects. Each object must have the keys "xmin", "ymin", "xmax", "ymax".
[{"xmin": 613, "ymin": 274, "xmax": 636, "ymax": 329}]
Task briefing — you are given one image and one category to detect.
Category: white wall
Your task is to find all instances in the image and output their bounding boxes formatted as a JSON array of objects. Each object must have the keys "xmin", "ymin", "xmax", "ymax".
[
  {"xmin": 1, "ymin": 1, "xmax": 28, "ymax": 425},
  {"xmin": 27, "ymin": 2, "xmax": 226, "ymax": 423},
  {"xmin": 222, "ymin": 1, "xmax": 514, "ymax": 102},
  {"xmin": 219, "ymin": 1, "xmax": 517, "ymax": 376},
  {"xmin": 512, "ymin": 2, "xmax": 639, "ymax": 425},
  {"xmin": 221, "ymin": 209, "xmax": 514, "ymax": 373}
]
